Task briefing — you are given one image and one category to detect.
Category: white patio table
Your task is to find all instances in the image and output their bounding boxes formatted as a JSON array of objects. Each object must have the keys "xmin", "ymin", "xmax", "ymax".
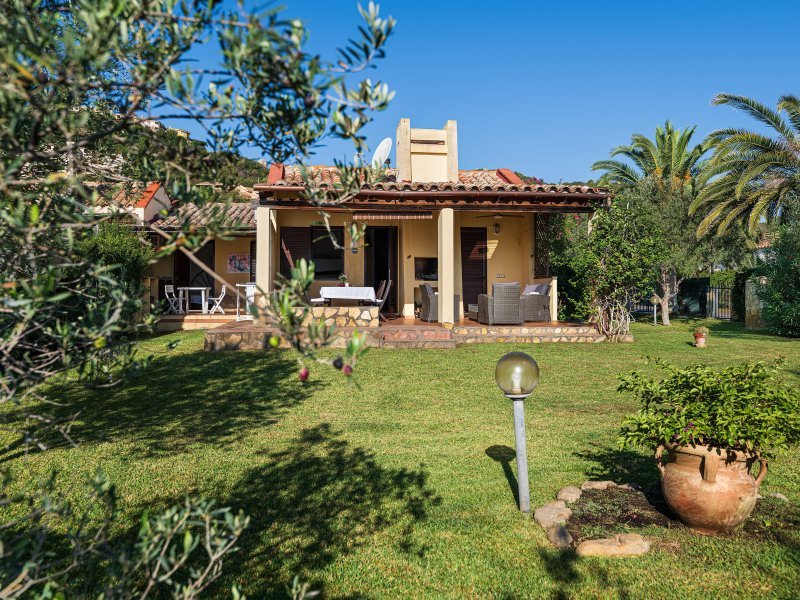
[
  {"xmin": 320, "ymin": 286, "xmax": 376, "ymax": 304},
  {"xmin": 178, "ymin": 286, "xmax": 211, "ymax": 314}
]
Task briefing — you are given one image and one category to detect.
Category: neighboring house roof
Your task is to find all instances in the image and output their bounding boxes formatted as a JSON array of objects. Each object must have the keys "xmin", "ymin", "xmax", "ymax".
[
  {"xmin": 260, "ymin": 164, "xmax": 606, "ymax": 195},
  {"xmin": 755, "ymin": 232, "xmax": 777, "ymax": 250},
  {"xmin": 89, "ymin": 181, "xmax": 158, "ymax": 209},
  {"xmin": 152, "ymin": 202, "xmax": 255, "ymax": 231}
]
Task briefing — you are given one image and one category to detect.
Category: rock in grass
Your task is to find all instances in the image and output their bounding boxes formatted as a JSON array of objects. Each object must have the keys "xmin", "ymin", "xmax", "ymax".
[
  {"xmin": 769, "ymin": 492, "xmax": 789, "ymax": 502},
  {"xmin": 576, "ymin": 533, "xmax": 650, "ymax": 557},
  {"xmin": 617, "ymin": 482, "xmax": 642, "ymax": 491},
  {"xmin": 581, "ymin": 480, "xmax": 617, "ymax": 491},
  {"xmin": 546, "ymin": 524, "xmax": 573, "ymax": 549},
  {"xmin": 534, "ymin": 501, "xmax": 572, "ymax": 530},
  {"xmin": 556, "ymin": 486, "xmax": 582, "ymax": 503}
]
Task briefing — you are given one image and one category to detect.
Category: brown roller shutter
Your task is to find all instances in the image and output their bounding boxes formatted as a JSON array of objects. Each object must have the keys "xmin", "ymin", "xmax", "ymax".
[{"xmin": 279, "ymin": 227, "xmax": 310, "ymax": 277}]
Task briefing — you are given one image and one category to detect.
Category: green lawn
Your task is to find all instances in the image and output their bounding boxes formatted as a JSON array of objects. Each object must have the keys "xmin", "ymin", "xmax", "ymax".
[{"xmin": 4, "ymin": 319, "xmax": 800, "ymax": 598}]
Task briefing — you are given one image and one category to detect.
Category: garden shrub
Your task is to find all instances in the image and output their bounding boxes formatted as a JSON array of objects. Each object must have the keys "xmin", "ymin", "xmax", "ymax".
[
  {"xmin": 757, "ymin": 223, "xmax": 800, "ymax": 337},
  {"xmin": 619, "ymin": 358, "xmax": 800, "ymax": 458}
]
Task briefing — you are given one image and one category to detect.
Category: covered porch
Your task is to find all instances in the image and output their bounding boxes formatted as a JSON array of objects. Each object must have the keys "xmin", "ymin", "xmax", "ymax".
[{"xmin": 251, "ymin": 176, "xmax": 608, "ymax": 327}]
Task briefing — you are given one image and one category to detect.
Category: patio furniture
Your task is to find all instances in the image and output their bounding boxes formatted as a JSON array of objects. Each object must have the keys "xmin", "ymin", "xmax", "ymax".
[
  {"xmin": 320, "ymin": 286, "xmax": 376, "ymax": 304},
  {"xmin": 478, "ymin": 282, "xmax": 524, "ymax": 325},
  {"xmin": 235, "ymin": 283, "xmax": 256, "ymax": 321},
  {"xmin": 178, "ymin": 286, "xmax": 211, "ymax": 314},
  {"xmin": 419, "ymin": 283, "xmax": 461, "ymax": 323},
  {"xmin": 164, "ymin": 285, "xmax": 183, "ymax": 315},
  {"xmin": 373, "ymin": 280, "xmax": 387, "ymax": 306},
  {"xmin": 207, "ymin": 285, "xmax": 226, "ymax": 315},
  {"xmin": 374, "ymin": 279, "xmax": 392, "ymax": 321},
  {"xmin": 522, "ymin": 283, "xmax": 551, "ymax": 321},
  {"xmin": 467, "ymin": 303, "xmax": 478, "ymax": 322}
]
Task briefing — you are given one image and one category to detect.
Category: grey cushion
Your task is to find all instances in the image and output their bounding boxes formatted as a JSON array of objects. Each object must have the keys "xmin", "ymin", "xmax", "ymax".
[{"xmin": 524, "ymin": 283, "xmax": 550, "ymax": 296}]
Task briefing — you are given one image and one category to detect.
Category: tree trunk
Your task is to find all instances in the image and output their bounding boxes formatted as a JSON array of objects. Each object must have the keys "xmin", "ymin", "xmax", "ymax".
[
  {"xmin": 659, "ymin": 267, "xmax": 672, "ymax": 326},
  {"xmin": 660, "ymin": 294, "xmax": 671, "ymax": 326}
]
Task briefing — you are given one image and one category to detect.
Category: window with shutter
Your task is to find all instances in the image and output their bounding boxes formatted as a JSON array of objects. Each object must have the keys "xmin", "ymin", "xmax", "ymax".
[
  {"xmin": 279, "ymin": 227, "xmax": 311, "ymax": 277},
  {"xmin": 310, "ymin": 227, "xmax": 344, "ymax": 279}
]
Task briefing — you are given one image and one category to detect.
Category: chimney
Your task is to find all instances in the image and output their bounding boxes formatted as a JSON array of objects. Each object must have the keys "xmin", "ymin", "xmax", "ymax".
[{"xmin": 396, "ymin": 118, "xmax": 458, "ymax": 183}]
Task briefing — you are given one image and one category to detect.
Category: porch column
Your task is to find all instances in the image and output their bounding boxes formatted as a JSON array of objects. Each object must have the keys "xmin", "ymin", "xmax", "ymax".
[
  {"xmin": 437, "ymin": 207, "xmax": 455, "ymax": 325},
  {"xmin": 255, "ymin": 206, "xmax": 274, "ymax": 314}
]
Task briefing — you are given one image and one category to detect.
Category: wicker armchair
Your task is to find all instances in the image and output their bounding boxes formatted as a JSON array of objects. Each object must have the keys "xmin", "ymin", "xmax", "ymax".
[
  {"xmin": 419, "ymin": 283, "xmax": 460, "ymax": 322},
  {"xmin": 521, "ymin": 293, "xmax": 550, "ymax": 321},
  {"xmin": 477, "ymin": 283, "xmax": 524, "ymax": 325}
]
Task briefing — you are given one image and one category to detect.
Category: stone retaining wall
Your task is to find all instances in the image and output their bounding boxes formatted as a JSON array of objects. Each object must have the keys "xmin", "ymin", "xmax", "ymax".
[{"xmin": 312, "ymin": 306, "xmax": 379, "ymax": 328}]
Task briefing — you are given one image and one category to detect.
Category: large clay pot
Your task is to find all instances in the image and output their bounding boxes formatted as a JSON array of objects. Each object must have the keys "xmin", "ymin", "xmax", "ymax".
[
  {"xmin": 693, "ymin": 333, "xmax": 707, "ymax": 348},
  {"xmin": 656, "ymin": 443, "xmax": 767, "ymax": 533}
]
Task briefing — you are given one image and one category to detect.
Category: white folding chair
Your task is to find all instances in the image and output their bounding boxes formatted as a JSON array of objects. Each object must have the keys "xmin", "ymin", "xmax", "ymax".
[
  {"xmin": 164, "ymin": 285, "xmax": 183, "ymax": 314},
  {"xmin": 207, "ymin": 285, "xmax": 226, "ymax": 315}
]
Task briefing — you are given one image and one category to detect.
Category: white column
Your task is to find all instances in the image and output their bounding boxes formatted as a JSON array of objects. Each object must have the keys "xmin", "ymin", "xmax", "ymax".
[
  {"xmin": 255, "ymin": 206, "xmax": 274, "ymax": 310},
  {"xmin": 437, "ymin": 207, "xmax": 455, "ymax": 325}
]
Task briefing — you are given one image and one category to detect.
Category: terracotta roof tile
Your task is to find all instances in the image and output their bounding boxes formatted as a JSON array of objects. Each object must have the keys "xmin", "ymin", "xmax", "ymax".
[
  {"xmin": 265, "ymin": 165, "xmax": 606, "ymax": 196},
  {"xmin": 153, "ymin": 202, "xmax": 255, "ymax": 230}
]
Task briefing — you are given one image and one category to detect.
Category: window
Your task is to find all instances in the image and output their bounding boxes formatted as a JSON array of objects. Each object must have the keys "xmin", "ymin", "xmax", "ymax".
[{"xmin": 310, "ymin": 227, "xmax": 344, "ymax": 279}]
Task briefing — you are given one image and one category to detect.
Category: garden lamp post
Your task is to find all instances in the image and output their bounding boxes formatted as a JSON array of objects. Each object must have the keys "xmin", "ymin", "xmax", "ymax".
[
  {"xmin": 494, "ymin": 352, "xmax": 540, "ymax": 514},
  {"xmin": 650, "ymin": 294, "xmax": 659, "ymax": 326}
]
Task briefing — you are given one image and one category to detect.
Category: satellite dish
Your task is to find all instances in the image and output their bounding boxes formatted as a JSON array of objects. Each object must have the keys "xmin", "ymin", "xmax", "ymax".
[{"xmin": 369, "ymin": 137, "xmax": 392, "ymax": 168}]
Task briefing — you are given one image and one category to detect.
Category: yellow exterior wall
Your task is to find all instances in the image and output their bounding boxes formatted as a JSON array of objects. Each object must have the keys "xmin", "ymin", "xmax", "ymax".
[
  {"xmin": 262, "ymin": 210, "xmax": 539, "ymax": 318},
  {"xmin": 215, "ymin": 236, "xmax": 255, "ymax": 288},
  {"xmin": 458, "ymin": 213, "xmax": 530, "ymax": 291}
]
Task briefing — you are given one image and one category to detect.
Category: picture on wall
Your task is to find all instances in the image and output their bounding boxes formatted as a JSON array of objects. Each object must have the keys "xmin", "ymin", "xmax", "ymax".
[{"xmin": 227, "ymin": 253, "xmax": 251, "ymax": 274}]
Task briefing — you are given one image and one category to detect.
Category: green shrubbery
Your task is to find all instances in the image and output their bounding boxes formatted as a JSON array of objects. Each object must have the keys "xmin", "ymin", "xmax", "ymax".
[
  {"xmin": 619, "ymin": 358, "xmax": 800, "ymax": 458},
  {"xmin": 77, "ymin": 221, "xmax": 154, "ymax": 309},
  {"xmin": 757, "ymin": 222, "xmax": 800, "ymax": 337}
]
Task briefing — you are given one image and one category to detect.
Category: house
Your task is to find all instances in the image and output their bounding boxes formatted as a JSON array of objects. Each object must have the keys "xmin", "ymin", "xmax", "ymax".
[
  {"xmin": 250, "ymin": 118, "xmax": 609, "ymax": 326},
  {"xmin": 119, "ymin": 117, "xmax": 611, "ymax": 343}
]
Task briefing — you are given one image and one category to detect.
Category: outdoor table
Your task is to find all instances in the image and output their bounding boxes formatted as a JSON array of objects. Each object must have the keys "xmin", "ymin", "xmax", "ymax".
[
  {"xmin": 236, "ymin": 283, "xmax": 257, "ymax": 321},
  {"xmin": 320, "ymin": 286, "xmax": 376, "ymax": 305},
  {"xmin": 178, "ymin": 286, "xmax": 211, "ymax": 314}
]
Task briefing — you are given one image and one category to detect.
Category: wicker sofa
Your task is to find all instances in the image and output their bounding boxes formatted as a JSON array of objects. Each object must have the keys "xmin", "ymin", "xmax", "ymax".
[
  {"xmin": 477, "ymin": 283, "xmax": 524, "ymax": 325},
  {"xmin": 419, "ymin": 283, "xmax": 461, "ymax": 322}
]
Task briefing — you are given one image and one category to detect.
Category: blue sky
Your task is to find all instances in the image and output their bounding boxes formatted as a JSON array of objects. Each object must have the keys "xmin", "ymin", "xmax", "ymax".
[{"xmin": 181, "ymin": 0, "xmax": 800, "ymax": 182}]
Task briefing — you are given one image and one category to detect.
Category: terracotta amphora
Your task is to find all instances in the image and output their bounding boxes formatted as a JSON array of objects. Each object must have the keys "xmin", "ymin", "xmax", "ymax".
[{"xmin": 656, "ymin": 443, "xmax": 767, "ymax": 534}]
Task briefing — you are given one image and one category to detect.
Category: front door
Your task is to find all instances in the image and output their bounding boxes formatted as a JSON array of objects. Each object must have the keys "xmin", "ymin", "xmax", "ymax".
[
  {"xmin": 460, "ymin": 227, "xmax": 487, "ymax": 311},
  {"xmin": 364, "ymin": 226, "xmax": 398, "ymax": 315}
]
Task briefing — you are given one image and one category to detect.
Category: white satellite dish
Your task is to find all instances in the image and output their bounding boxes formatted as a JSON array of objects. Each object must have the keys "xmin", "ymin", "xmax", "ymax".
[{"xmin": 369, "ymin": 137, "xmax": 392, "ymax": 168}]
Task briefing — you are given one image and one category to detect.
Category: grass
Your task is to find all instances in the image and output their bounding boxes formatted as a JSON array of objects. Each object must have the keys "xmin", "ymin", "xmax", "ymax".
[{"xmin": 3, "ymin": 319, "xmax": 800, "ymax": 598}]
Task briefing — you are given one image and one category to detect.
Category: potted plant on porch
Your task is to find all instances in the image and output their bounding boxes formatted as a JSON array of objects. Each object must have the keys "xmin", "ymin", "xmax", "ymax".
[
  {"xmin": 618, "ymin": 358, "xmax": 800, "ymax": 533},
  {"xmin": 693, "ymin": 325, "xmax": 709, "ymax": 348}
]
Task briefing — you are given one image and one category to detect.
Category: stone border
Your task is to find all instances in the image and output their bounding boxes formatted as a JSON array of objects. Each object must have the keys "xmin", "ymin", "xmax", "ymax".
[{"xmin": 532, "ymin": 480, "xmax": 650, "ymax": 556}]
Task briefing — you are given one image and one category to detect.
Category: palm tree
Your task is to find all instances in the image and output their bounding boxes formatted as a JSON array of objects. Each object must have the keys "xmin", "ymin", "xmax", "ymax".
[
  {"xmin": 591, "ymin": 121, "xmax": 707, "ymax": 191},
  {"xmin": 592, "ymin": 122, "xmax": 708, "ymax": 327},
  {"xmin": 692, "ymin": 94, "xmax": 800, "ymax": 237}
]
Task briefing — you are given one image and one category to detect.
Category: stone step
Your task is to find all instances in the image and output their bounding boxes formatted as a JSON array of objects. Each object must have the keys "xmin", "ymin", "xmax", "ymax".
[
  {"xmin": 455, "ymin": 333, "xmax": 606, "ymax": 344},
  {"xmin": 381, "ymin": 339, "xmax": 457, "ymax": 349},
  {"xmin": 382, "ymin": 328, "xmax": 453, "ymax": 341},
  {"xmin": 453, "ymin": 326, "xmax": 597, "ymax": 336}
]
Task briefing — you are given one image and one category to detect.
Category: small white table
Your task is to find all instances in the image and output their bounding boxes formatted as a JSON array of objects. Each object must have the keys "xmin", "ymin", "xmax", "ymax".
[
  {"xmin": 178, "ymin": 286, "xmax": 211, "ymax": 314},
  {"xmin": 236, "ymin": 283, "xmax": 257, "ymax": 321},
  {"xmin": 320, "ymin": 286, "xmax": 376, "ymax": 304}
]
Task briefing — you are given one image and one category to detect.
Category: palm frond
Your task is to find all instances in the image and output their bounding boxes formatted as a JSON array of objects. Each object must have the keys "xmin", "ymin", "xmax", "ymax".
[{"xmin": 712, "ymin": 93, "xmax": 794, "ymax": 139}]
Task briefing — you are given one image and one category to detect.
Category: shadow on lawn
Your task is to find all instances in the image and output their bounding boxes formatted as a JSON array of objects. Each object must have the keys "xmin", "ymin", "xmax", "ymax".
[
  {"xmin": 485, "ymin": 445, "xmax": 519, "ymax": 508},
  {"xmin": 574, "ymin": 444, "xmax": 660, "ymax": 491},
  {"xmin": 36, "ymin": 348, "xmax": 315, "ymax": 458},
  {"xmin": 537, "ymin": 548, "xmax": 630, "ymax": 600},
  {"xmin": 209, "ymin": 423, "xmax": 441, "ymax": 597}
]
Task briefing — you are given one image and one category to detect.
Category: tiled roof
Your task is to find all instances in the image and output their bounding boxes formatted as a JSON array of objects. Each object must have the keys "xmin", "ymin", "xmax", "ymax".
[
  {"xmin": 264, "ymin": 165, "xmax": 606, "ymax": 196},
  {"xmin": 88, "ymin": 182, "xmax": 152, "ymax": 209},
  {"xmin": 153, "ymin": 202, "xmax": 255, "ymax": 230}
]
